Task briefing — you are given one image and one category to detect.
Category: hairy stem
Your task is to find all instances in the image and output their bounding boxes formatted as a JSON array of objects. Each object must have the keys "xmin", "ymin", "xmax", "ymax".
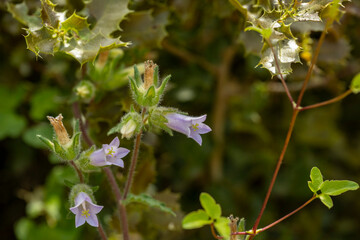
[
  {"xmin": 122, "ymin": 108, "xmax": 146, "ymax": 199},
  {"xmin": 300, "ymin": 89, "xmax": 352, "ymax": 111},
  {"xmin": 69, "ymin": 160, "xmax": 84, "ymax": 183},
  {"xmin": 72, "ymin": 101, "xmax": 94, "ymax": 146},
  {"xmin": 97, "ymin": 222, "xmax": 107, "ymax": 240}
]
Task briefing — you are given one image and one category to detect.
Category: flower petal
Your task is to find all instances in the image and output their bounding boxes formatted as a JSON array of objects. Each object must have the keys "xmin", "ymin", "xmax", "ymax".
[
  {"xmin": 114, "ymin": 147, "xmax": 130, "ymax": 159},
  {"xmin": 75, "ymin": 212, "xmax": 86, "ymax": 228},
  {"xmin": 88, "ymin": 202, "xmax": 104, "ymax": 214},
  {"xmin": 109, "ymin": 137, "xmax": 120, "ymax": 147},
  {"xmin": 197, "ymin": 123, "xmax": 212, "ymax": 134},
  {"xmin": 90, "ymin": 149, "xmax": 108, "ymax": 166},
  {"xmin": 86, "ymin": 212, "xmax": 99, "ymax": 227},
  {"xmin": 165, "ymin": 113, "xmax": 191, "ymax": 136},
  {"xmin": 188, "ymin": 114, "xmax": 207, "ymax": 123},
  {"xmin": 108, "ymin": 158, "xmax": 124, "ymax": 168},
  {"xmin": 189, "ymin": 132, "xmax": 202, "ymax": 145}
]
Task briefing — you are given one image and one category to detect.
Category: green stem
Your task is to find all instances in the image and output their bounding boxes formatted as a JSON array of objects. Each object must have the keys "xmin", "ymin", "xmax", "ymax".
[
  {"xmin": 300, "ymin": 89, "xmax": 352, "ymax": 111},
  {"xmin": 69, "ymin": 160, "xmax": 84, "ymax": 183}
]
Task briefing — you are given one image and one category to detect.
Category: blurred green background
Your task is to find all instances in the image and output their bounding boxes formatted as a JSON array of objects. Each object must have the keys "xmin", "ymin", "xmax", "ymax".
[{"xmin": 1, "ymin": 0, "xmax": 360, "ymax": 239}]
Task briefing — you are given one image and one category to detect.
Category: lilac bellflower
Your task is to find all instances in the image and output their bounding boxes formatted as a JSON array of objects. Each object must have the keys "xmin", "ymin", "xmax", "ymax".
[
  {"xmin": 90, "ymin": 137, "xmax": 130, "ymax": 167},
  {"xmin": 70, "ymin": 192, "xmax": 103, "ymax": 228},
  {"xmin": 165, "ymin": 113, "xmax": 211, "ymax": 145}
]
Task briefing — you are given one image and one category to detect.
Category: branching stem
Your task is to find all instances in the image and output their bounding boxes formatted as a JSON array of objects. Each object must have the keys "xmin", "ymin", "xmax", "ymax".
[
  {"xmin": 69, "ymin": 160, "xmax": 84, "ymax": 183},
  {"xmin": 300, "ymin": 89, "xmax": 352, "ymax": 111}
]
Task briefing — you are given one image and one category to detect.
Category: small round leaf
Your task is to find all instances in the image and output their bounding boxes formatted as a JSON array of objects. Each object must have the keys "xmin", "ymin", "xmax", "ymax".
[{"xmin": 182, "ymin": 210, "xmax": 212, "ymax": 229}]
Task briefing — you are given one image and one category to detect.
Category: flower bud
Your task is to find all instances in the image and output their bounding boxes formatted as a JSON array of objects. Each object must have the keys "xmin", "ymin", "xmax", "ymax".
[
  {"xmin": 47, "ymin": 114, "xmax": 70, "ymax": 146},
  {"xmin": 128, "ymin": 61, "xmax": 171, "ymax": 107},
  {"xmin": 74, "ymin": 80, "xmax": 95, "ymax": 103},
  {"xmin": 120, "ymin": 119, "xmax": 137, "ymax": 139}
]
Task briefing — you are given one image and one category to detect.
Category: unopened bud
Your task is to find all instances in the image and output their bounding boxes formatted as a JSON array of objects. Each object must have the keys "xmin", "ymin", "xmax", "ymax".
[
  {"xmin": 120, "ymin": 119, "xmax": 137, "ymax": 139},
  {"xmin": 144, "ymin": 60, "xmax": 157, "ymax": 89},
  {"xmin": 47, "ymin": 114, "xmax": 70, "ymax": 145}
]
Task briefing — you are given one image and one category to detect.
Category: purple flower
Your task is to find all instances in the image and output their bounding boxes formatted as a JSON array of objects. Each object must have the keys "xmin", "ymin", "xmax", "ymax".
[
  {"xmin": 90, "ymin": 137, "xmax": 130, "ymax": 167},
  {"xmin": 165, "ymin": 113, "xmax": 211, "ymax": 145},
  {"xmin": 70, "ymin": 192, "xmax": 103, "ymax": 228}
]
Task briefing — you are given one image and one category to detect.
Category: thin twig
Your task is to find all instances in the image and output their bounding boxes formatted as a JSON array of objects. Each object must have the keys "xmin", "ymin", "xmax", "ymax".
[
  {"xmin": 300, "ymin": 89, "xmax": 352, "ymax": 111},
  {"xmin": 258, "ymin": 196, "xmax": 316, "ymax": 232},
  {"xmin": 210, "ymin": 223, "xmax": 223, "ymax": 239}
]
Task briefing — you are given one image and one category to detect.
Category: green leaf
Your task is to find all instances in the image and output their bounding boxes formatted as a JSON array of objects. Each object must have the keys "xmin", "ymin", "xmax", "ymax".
[
  {"xmin": 122, "ymin": 193, "xmax": 176, "ymax": 216},
  {"xmin": 6, "ymin": 2, "xmax": 42, "ymax": 30},
  {"xmin": 60, "ymin": 13, "xmax": 90, "ymax": 37},
  {"xmin": 214, "ymin": 217, "xmax": 231, "ymax": 239},
  {"xmin": 238, "ymin": 218, "xmax": 246, "ymax": 240},
  {"xmin": 0, "ymin": 112, "xmax": 26, "ymax": 140},
  {"xmin": 309, "ymin": 167, "xmax": 323, "ymax": 193},
  {"xmin": 88, "ymin": 0, "xmax": 132, "ymax": 37},
  {"xmin": 319, "ymin": 193, "xmax": 333, "ymax": 209},
  {"xmin": 182, "ymin": 210, "xmax": 212, "ymax": 229},
  {"xmin": 30, "ymin": 88, "xmax": 60, "ymax": 120},
  {"xmin": 350, "ymin": 73, "xmax": 360, "ymax": 94},
  {"xmin": 121, "ymin": 10, "xmax": 169, "ymax": 48},
  {"xmin": 200, "ymin": 193, "xmax": 222, "ymax": 220},
  {"xmin": 320, "ymin": 180, "xmax": 359, "ymax": 196}
]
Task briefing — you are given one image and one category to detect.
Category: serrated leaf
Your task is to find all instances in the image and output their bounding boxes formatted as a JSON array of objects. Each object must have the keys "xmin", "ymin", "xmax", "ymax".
[
  {"xmin": 61, "ymin": 33, "xmax": 128, "ymax": 65},
  {"xmin": 60, "ymin": 13, "xmax": 90, "ymax": 37},
  {"xmin": 182, "ymin": 210, "xmax": 212, "ymax": 229},
  {"xmin": 25, "ymin": 26, "xmax": 58, "ymax": 55},
  {"xmin": 320, "ymin": 180, "xmax": 359, "ymax": 196},
  {"xmin": 214, "ymin": 217, "xmax": 231, "ymax": 240},
  {"xmin": 319, "ymin": 193, "xmax": 333, "ymax": 209},
  {"xmin": 40, "ymin": 0, "xmax": 61, "ymax": 28},
  {"xmin": 350, "ymin": 73, "xmax": 360, "ymax": 94},
  {"xmin": 121, "ymin": 10, "xmax": 169, "ymax": 48},
  {"xmin": 89, "ymin": 0, "xmax": 132, "ymax": 37},
  {"xmin": 122, "ymin": 193, "xmax": 176, "ymax": 216},
  {"xmin": 200, "ymin": 193, "xmax": 222, "ymax": 220},
  {"xmin": 6, "ymin": 2, "xmax": 42, "ymax": 31},
  {"xmin": 309, "ymin": 167, "xmax": 323, "ymax": 192}
]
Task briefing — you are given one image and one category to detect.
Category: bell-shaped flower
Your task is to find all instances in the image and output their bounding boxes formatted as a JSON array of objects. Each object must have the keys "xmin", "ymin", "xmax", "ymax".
[
  {"xmin": 89, "ymin": 137, "xmax": 130, "ymax": 167},
  {"xmin": 70, "ymin": 192, "xmax": 103, "ymax": 228},
  {"xmin": 165, "ymin": 113, "xmax": 211, "ymax": 145}
]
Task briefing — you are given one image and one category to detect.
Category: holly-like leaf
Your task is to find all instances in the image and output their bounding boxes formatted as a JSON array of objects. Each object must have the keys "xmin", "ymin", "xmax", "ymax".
[
  {"xmin": 319, "ymin": 193, "xmax": 333, "ymax": 209},
  {"xmin": 40, "ymin": 0, "xmax": 61, "ymax": 28},
  {"xmin": 182, "ymin": 210, "xmax": 212, "ymax": 229},
  {"xmin": 308, "ymin": 167, "xmax": 323, "ymax": 193},
  {"xmin": 214, "ymin": 217, "xmax": 231, "ymax": 240},
  {"xmin": 88, "ymin": 0, "xmax": 132, "ymax": 37},
  {"xmin": 350, "ymin": 73, "xmax": 360, "ymax": 94},
  {"xmin": 60, "ymin": 13, "xmax": 91, "ymax": 37},
  {"xmin": 320, "ymin": 180, "xmax": 359, "ymax": 196},
  {"xmin": 200, "ymin": 192, "xmax": 222, "ymax": 220},
  {"xmin": 6, "ymin": 2, "xmax": 42, "ymax": 31},
  {"xmin": 122, "ymin": 193, "xmax": 176, "ymax": 216},
  {"xmin": 25, "ymin": 26, "xmax": 58, "ymax": 56},
  {"xmin": 121, "ymin": 10, "xmax": 169, "ymax": 48}
]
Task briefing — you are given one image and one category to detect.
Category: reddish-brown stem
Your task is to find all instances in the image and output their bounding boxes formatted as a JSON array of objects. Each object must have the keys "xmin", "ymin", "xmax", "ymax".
[
  {"xmin": 267, "ymin": 39, "xmax": 294, "ymax": 105},
  {"xmin": 210, "ymin": 223, "xmax": 223, "ymax": 239},
  {"xmin": 258, "ymin": 196, "xmax": 316, "ymax": 233},
  {"xmin": 69, "ymin": 160, "xmax": 84, "ymax": 183},
  {"xmin": 122, "ymin": 108, "xmax": 146, "ymax": 200},
  {"xmin": 97, "ymin": 222, "xmax": 107, "ymax": 240},
  {"xmin": 72, "ymin": 101, "xmax": 94, "ymax": 146},
  {"xmin": 251, "ymin": 109, "xmax": 299, "ymax": 235},
  {"xmin": 251, "ymin": 21, "xmax": 331, "ymax": 240},
  {"xmin": 119, "ymin": 203, "xmax": 130, "ymax": 240},
  {"xmin": 300, "ymin": 89, "xmax": 352, "ymax": 111},
  {"xmin": 103, "ymin": 167, "xmax": 122, "ymax": 200},
  {"xmin": 296, "ymin": 22, "xmax": 330, "ymax": 107}
]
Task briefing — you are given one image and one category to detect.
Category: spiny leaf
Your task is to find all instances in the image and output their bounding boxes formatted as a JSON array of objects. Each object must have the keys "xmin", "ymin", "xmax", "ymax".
[
  {"xmin": 25, "ymin": 26, "xmax": 58, "ymax": 56},
  {"xmin": 40, "ymin": 0, "xmax": 61, "ymax": 28},
  {"xmin": 182, "ymin": 210, "xmax": 212, "ymax": 229},
  {"xmin": 121, "ymin": 10, "xmax": 169, "ymax": 48},
  {"xmin": 60, "ymin": 13, "xmax": 90, "ymax": 37},
  {"xmin": 88, "ymin": 0, "xmax": 132, "ymax": 37},
  {"xmin": 320, "ymin": 180, "xmax": 359, "ymax": 196},
  {"xmin": 6, "ymin": 2, "xmax": 42, "ymax": 30},
  {"xmin": 122, "ymin": 193, "xmax": 176, "ymax": 216}
]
